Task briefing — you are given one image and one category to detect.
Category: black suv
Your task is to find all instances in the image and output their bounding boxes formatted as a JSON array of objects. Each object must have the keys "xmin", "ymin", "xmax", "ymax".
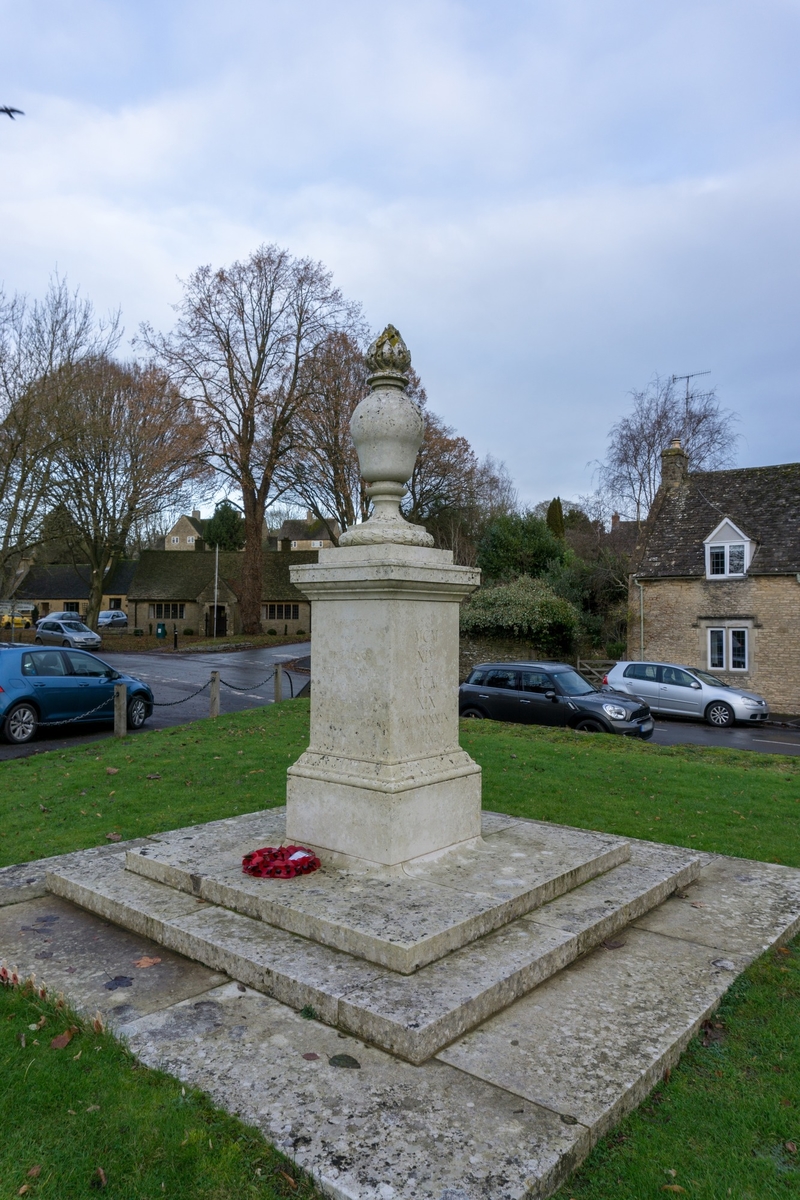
[{"xmin": 459, "ymin": 661, "xmax": 654, "ymax": 739}]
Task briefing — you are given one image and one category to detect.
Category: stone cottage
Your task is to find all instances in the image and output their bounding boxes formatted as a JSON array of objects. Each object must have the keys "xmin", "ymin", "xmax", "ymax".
[
  {"xmin": 629, "ymin": 441, "xmax": 800, "ymax": 713},
  {"xmin": 12, "ymin": 561, "xmax": 137, "ymax": 620},
  {"xmin": 126, "ymin": 548, "xmax": 316, "ymax": 636}
]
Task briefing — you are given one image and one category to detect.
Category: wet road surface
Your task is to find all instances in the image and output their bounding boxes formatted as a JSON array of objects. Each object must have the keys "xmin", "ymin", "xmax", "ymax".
[{"xmin": 0, "ymin": 642, "xmax": 310, "ymax": 761}]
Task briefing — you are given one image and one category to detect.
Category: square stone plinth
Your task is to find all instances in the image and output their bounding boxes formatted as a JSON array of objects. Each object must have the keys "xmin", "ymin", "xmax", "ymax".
[{"xmin": 122, "ymin": 809, "xmax": 630, "ymax": 973}]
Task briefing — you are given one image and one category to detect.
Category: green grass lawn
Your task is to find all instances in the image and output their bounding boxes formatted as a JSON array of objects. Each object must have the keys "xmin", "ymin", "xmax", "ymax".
[{"xmin": 2, "ymin": 703, "xmax": 800, "ymax": 1199}]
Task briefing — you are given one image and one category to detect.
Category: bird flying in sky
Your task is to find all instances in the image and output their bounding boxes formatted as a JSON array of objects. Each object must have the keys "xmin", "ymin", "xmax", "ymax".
[{"xmin": 0, "ymin": 107, "xmax": 24, "ymax": 119}]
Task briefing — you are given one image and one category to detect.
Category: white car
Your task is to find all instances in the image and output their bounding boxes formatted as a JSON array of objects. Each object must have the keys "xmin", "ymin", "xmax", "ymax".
[
  {"xmin": 604, "ymin": 661, "xmax": 769, "ymax": 727},
  {"xmin": 97, "ymin": 610, "xmax": 128, "ymax": 629}
]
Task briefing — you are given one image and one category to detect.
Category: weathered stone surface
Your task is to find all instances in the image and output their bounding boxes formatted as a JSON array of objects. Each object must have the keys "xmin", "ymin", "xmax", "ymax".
[
  {"xmin": 124, "ymin": 809, "xmax": 631, "ymax": 973},
  {"xmin": 0, "ymin": 837, "xmax": 153, "ymax": 907},
  {"xmin": 0, "ymin": 894, "xmax": 226, "ymax": 1025},
  {"xmin": 123, "ymin": 981, "xmax": 590, "ymax": 1200},
  {"xmin": 437, "ymin": 925, "xmax": 751, "ymax": 1139},
  {"xmin": 633, "ymin": 852, "xmax": 800, "ymax": 955},
  {"xmin": 47, "ymin": 830, "xmax": 699, "ymax": 1062}
]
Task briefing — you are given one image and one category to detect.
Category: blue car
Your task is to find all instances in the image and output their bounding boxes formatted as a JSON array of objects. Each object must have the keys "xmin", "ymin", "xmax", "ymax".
[{"xmin": 0, "ymin": 646, "xmax": 154, "ymax": 745}]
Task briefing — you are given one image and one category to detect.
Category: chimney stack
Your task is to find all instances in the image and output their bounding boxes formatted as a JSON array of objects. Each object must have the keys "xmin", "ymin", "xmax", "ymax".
[
  {"xmin": 611, "ymin": 512, "xmax": 620, "ymax": 531},
  {"xmin": 192, "ymin": 509, "xmax": 201, "ymax": 520},
  {"xmin": 661, "ymin": 439, "xmax": 689, "ymax": 489}
]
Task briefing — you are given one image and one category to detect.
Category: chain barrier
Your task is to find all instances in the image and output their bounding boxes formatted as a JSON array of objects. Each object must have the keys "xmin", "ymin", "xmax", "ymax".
[
  {"xmin": 151, "ymin": 679, "xmax": 212, "ymax": 707},
  {"xmin": 40, "ymin": 696, "xmax": 115, "ymax": 727},
  {"xmin": 29, "ymin": 665, "xmax": 296, "ymax": 729},
  {"xmin": 220, "ymin": 672, "xmax": 277, "ymax": 691}
]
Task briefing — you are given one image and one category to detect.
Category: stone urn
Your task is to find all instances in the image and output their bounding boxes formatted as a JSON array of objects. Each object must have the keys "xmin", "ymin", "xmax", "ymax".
[{"xmin": 339, "ymin": 325, "xmax": 434, "ymax": 547}]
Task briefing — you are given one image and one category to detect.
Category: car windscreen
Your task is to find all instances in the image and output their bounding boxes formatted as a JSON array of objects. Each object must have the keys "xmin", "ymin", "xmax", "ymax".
[
  {"xmin": 552, "ymin": 669, "xmax": 596, "ymax": 696},
  {"xmin": 687, "ymin": 668, "xmax": 730, "ymax": 688},
  {"xmin": 61, "ymin": 622, "xmax": 90, "ymax": 632}
]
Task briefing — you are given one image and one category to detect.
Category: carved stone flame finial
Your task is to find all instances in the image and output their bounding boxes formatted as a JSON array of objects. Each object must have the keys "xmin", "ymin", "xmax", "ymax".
[{"xmin": 365, "ymin": 324, "xmax": 412, "ymax": 390}]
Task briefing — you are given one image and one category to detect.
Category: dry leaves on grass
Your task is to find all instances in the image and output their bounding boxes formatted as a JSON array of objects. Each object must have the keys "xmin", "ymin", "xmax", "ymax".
[
  {"xmin": 26, "ymin": 1166, "xmax": 42, "ymax": 1178},
  {"xmin": 105, "ymin": 832, "xmax": 122, "ymax": 842},
  {"xmin": 91, "ymin": 1166, "xmax": 107, "ymax": 1189},
  {"xmin": 146, "ymin": 773, "xmax": 161, "ymax": 780},
  {"xmin": 105, "ymin": 767, "xmax": 118, "ymax": 776},
  {"xmin": 662, "ymin": 1187, "xmax": 687, "ymax": 1194},
  {"xmin": 50, "ymin": 1025, "xmax": 78, "ymax": 1049}
]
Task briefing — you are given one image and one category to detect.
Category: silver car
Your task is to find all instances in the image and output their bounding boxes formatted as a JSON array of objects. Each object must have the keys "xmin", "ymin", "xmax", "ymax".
[
  {"xmin": 604, "ymin": 661, "xmax": 769, "ymax": 727},
  {"xmin": 34, "ymin": 619, "xmax": 102, "ymax": 651}
]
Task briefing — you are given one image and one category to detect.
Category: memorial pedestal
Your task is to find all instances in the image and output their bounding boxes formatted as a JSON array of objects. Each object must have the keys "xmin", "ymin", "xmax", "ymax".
[{"xmin": 286, "ymin": 544, "xmax": 482, "ymax": 871}]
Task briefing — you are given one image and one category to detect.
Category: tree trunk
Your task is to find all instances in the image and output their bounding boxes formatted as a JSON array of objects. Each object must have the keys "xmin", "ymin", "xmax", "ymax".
[{"xmin": 241, "ymin": 499, "xmax": 265, "ymax": 634}]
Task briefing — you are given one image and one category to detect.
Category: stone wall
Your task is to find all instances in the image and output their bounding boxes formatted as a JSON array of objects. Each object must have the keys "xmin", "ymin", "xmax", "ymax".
[{"xmin": 627, "ymin": 574, "xmax": 800, "ymax": 713}]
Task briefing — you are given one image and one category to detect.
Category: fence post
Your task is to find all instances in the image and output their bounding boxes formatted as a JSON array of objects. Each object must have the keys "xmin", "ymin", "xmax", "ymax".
[
  {"xmin": 274, "ymin": 663, "xmax": 283, "ymax": 704},
  {"xmin": 114, "ymin": 682, "xmax": 127, "ymax": 737},
  {"xmin": 209, "ymin": 670, "xmax": 220, "ymax": 718}
]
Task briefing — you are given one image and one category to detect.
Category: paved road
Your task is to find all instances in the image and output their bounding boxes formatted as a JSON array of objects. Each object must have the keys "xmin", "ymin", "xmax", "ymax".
[
  {"xmin": 648, "ymin": 716, "xmax": 800, "ymax": 756},
  {"xmin": 0, "ymin": 642, "xmax": 311, "ymax": 761}
]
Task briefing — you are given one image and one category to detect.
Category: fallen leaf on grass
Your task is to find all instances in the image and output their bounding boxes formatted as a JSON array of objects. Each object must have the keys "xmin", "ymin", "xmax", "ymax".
[
  {"xmin": 50, "ymin": 1026, "xmax": 78, "ymax": 1049},
  {"xmin": 26, "ymin": 1166, "xmax": 42, "ymax": 1178},
  {"xmin": 146, "ymin": 773, "xmax": 161, "ymax": 780},
  {"xmin": 29, "ymin": 1016, "xmax": 46, "ymax": 1031},
  {"xmin": 17, "ymin": 1032, "xmax": 26, "ymax": 1047},
  {"xmin": 667, "ymin": 1169, "xmax": 677, "ymax": 1177},
  {"xmin": 105, "ymin": 832, "xmax": 122, "ymax": 842},
  {"xmin": 68, "ymin": 1109, "xmax": 76, "ymax": 1115},
  {"xmin": 86, "ymin": 1104, "xmax": 100, "ymax": 1112},
  {"xmin": 91, "ymin": 1166, "xmax": 107, "ymax": 1189},
  {"xmin": 662, "ymin": 1187, "xmax": 687, "ymax": 1195},
  {"xmin": 787, "ymin": 1141, "xmax": 797, "ymax": 1154},
  {"xmin": 92, "ymin": 1012, "xmax": 104, "ymax": 1034},
  {"xmin": 105, "ymin": 767, "xmax": 118, "ymax": 776},
  {"xmin": 278, "ymin": 1171, "xmax": 298, "ymax": 1189},
  {"xmin": 133, "ymin": 956, "xmax": 161, "ymax": 969},
  {"xmin": 39, "ymin": 804, "xmax": 49, "ymax": 813},
  {"xmin": 18, "ymin": 1185, "xmax": 30, "ymax": 1196},
  {"xmin": 73, "ymin": 1050, "xmax": 82, "ymax": 1060}
]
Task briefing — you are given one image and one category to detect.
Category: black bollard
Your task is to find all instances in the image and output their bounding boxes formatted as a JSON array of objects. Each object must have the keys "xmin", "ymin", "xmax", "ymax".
[{"xmin": 173, "ymin": 624, "xmax": 178, "ymax": 650}]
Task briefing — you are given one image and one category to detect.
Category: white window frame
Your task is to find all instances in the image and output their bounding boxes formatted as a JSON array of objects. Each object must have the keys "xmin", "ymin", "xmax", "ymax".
[
  {"xmin": 707, "ymin": 626, "xmax": 749, "ymax": 672},
  {"xmin": 187, "ymin": 535, "xmax": 195, "ymax": 545},
  {"xmin": 703, "ymin": 519, "xmax": 751, "ymax": 579},
  {"xmin": 171, "ymin": 536, "xmax": 180, "ymax": 544}
]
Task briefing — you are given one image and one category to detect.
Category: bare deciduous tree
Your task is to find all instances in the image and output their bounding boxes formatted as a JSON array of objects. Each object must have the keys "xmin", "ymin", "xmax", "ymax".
[
  {"xmin": 596, "ymin": 375, "xmax": 739, "ymax": 523},
  {"xmin": 0, "ymin": 278, "xmax": 120, "ymax": 594},
  {"xmin": 140, "ymin": 245, "xmax": 361, "ymax": 632},
  {"xmin": 49, "ymin": 357, "xmax": 208, "ymax": 627},
  {"xmin": 274, "ymin": 331, "xmax": 369, "ymax": 544}
]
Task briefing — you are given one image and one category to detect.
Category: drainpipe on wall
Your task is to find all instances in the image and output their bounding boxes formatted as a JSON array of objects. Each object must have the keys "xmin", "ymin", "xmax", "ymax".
[{"xmin": 632, "ymin": 575, "xmax": 645, "ymax": 661}]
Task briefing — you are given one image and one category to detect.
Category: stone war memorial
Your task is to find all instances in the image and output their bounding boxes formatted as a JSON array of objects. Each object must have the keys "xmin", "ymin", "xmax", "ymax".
[{"xmin": 3, "ymin": 326, "xmax": 800, "ymax": 1199}]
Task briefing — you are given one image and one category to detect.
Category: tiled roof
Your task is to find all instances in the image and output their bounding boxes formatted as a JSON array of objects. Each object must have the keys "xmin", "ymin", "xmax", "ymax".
[
  {"xmin": 276, "ymin": 518, "xmax": 339, "ymax": 541},
  {"xmin": 635, "ymin": 462, "xmax": 800, "ymax": 577},
  {"xmin": 14, "ymin": 560, "xmax": 138, "ymax": 601},
  {"xmin": 126, "ymin": 549, "xmax": 317, "ymax": 601}
]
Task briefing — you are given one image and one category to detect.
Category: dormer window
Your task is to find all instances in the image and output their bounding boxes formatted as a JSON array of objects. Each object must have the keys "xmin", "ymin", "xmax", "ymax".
[{"xmin": 703, "ymin": 519, "xmax": 751, "ymax": 579}]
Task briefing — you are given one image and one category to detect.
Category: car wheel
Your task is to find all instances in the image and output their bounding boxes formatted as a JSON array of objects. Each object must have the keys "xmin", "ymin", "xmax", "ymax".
[
  {"xmin": 460, "ymin": 707, "xmax": 486, "ymax": 720},
  {"xmin": 706, "ymin": 700, "xmax": 735, "ymax": 728},
  {"xmin": 4, "ymin": 702, "xmax": 38, "ymax": 744},
  {"xmin": 127, "ymin": 695, "xmax": 149, "ymax": 729},
  {"xmin": 34, "ymin": 636, "xmax": 43, "ymax": 644},
  {"xmin": 573, "ymin": 718, "xmax": 608, "ymax": 734},
  {"xmin": 62, "ymin": 639, "xmax": 71, "ymax": 647}
]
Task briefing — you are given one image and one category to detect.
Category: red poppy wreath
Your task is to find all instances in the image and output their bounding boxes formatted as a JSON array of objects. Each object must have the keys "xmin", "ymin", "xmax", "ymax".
[{"xmin": 242, "ymin": 845, "xmax": 321, "ymax": 879}]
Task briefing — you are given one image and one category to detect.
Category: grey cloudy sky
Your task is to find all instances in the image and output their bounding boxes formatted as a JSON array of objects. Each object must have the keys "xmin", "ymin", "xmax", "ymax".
[{"xmin": 1, "ymin": 0, "xmax": 798, "ymax": 508}]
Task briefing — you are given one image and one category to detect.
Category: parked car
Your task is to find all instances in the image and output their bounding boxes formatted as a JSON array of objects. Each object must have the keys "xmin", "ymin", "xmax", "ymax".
[
  {"xmin": 34, "ymin": 618, "xmax": 102, "ymax": 651},
  {"xmin": 0, "ymin": 645, "xmax": 153, "ymax": 744},
  {"xmin": 35, "ymin": 611, "xmax": 86, "ymax": 627},
  {"xmin": 1, "ymin": 615, "xmax": 32, "ymax": 629},
  {"xmin": 603, "ymin": 661, "xmax": 769, "ymax": 727},
  {"xmin": 459, "ymin": 661, "xmax": 654, "ymax": 738},
  {"xmin": 97, "ymin": 610, "xmax": 128, "ymax": 629}
]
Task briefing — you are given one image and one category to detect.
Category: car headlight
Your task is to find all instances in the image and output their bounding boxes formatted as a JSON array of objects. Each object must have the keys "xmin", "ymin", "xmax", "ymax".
[
  {"xmin": 602, "ymin": 703, "xmax": 629, "ymax": 721},
  {"xmin": 742, "ymin": 698, "xmax": 765, "ymax": 708}
]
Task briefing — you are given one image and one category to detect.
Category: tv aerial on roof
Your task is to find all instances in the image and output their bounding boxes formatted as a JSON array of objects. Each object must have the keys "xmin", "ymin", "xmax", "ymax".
[{"xmin": 671, "ymin": 370, "xmax": 711, "ymax": 408}]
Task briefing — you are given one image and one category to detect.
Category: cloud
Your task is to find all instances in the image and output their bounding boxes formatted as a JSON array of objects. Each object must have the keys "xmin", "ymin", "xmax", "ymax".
[{"xmin": 0, "ymin": 0, "xmax": 798, "ymax": 503}]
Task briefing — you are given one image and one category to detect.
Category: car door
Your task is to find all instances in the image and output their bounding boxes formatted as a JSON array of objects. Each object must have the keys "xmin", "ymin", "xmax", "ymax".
[
  {"xmin": 63, "ymin": 650, "xmax": 115, "ymax": 721},
  {"xmin": 37, "ymin": 620, "xmax": 61, "ymax": 646},
  {"xmin": 515, "ymin": 669, "xmax": 564, "ymax": 726},
  {"xmin": 26, "ymin": 650, "xmax": 74, "ymax": 721},
  {"xmin": 473, "ymin": 668, "xmax": 521, "ymax": 721},
  {"xmin": 619, "ymin": 663, "xmax": 662, "ymax": 709},
  {"xmin": 658, "ymin": 666, "xmax": 704, "ymax": 716}
]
